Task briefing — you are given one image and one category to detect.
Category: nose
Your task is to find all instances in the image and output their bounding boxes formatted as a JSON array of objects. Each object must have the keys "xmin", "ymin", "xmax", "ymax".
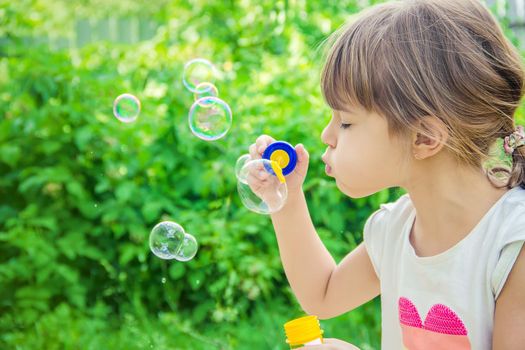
[{"xmin": 321, "ymin": 123, "xmax": 337, "ymax": 149}]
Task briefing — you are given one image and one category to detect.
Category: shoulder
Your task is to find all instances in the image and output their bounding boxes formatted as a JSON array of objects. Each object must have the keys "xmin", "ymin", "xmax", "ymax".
[
  {"xmin": 363, "ymin": 193, "xmax": 413, "ymax": 277},
  {"xmin": 499, "ymin": 186, "xmax": 525, "ymax": 214},
  {"xmin": 366, "ymin": 193, "xmax": 413, "ymax": 229},
  {"xmin": 364, "ymin": 193, "xmax": 413, "ymax": 243},
  {"xmin": 490, "ymin": 187, "xmax": 525, "ymax": 298},
  {"xmin": 494, "ymin": 187, "xmax": 525, "ymax": 245}
]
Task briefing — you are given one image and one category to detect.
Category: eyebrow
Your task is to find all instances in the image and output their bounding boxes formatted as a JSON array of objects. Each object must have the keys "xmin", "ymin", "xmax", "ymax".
[
  {"xmin": 337, "ymin": 110, "xmax": 358, "ymax": 120},
  {"xmin": 335, "ymin": 104, "xmax": 359, "ymax": 114}
]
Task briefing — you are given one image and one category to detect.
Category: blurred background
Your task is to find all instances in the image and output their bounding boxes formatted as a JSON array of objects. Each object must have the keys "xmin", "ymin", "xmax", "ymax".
[{"xmin": 1, "ymin": 0, "xmax": 524, "ymax": 349}]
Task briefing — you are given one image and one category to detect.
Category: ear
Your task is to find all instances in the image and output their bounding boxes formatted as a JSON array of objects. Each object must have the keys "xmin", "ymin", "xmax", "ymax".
[{"xmin": 412, "ymin": 116, "xmax": 449, "ymax": 160}]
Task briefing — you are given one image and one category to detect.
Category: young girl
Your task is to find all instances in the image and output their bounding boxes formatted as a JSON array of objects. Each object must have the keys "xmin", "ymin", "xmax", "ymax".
[{"xmin": 248, "ymin": 0, "xmax": 525, "ymax": 348}]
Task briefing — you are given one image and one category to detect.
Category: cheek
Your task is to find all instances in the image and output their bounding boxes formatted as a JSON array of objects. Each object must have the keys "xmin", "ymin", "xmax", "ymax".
[
  {"xmin": 332, "ymin": 145, "xmax": 355, "ymax": 172},
  {"xmin": 332, "ymin": 149, "xmax": 369, "ymax": 189},
  {"xmin": 333, "ymin": 139, "xmax": 396, "ymax": 182},
  {"xmin": 335, "ymin": 153, "xmax": 371, "ymax": 180},
  {"xmin": 333, "ymin": 138, "xmax": 372, "ymax": 171}
]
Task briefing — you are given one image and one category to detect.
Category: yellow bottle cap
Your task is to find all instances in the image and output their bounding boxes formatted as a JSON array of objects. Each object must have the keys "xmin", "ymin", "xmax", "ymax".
[{"xmin": 284, "ymin": 315, "xmax": 324, "ymax": 346}]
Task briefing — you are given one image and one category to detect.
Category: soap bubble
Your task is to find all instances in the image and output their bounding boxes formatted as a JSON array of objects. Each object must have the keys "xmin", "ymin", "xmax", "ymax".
[
  {"xmin": 237, "ymin": 158, "xmax": 288, "ymax": 214},
  {"xmin": 149, "ymin": 221, "xmax": 185, "ymax": 260},
  {"xmin": 235, "ymin": 154, "xmax": 251, "ymax": 181},
  {"xmin": 183, "ymin": 58, "xmax": 217, "ymax": 93},
  {"xmin": 194, "ymin": 82, "xmax": 219, "ymax": 106},
  {"xmin": 149, "ymin": 221, "xmax": 199, "ymax": 261},
  {"xmin": 188, "ymin": 96, "xmax": 232, "ymax": 141},
  {"xmin": 174, "ymin": 233, "xmax": 198, "ymax": 262},
  {"xmin": 113, "ymin": 93, "xmax": 141, "ymax": 123}
]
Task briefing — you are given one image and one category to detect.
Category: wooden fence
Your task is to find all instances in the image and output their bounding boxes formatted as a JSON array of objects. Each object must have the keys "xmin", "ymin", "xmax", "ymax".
[
  {"xmin": 24, "ymin": 1, "xmax": 525, "ymax": 50},
  {"xmin": 484, "ymin": 0, "xmax": 525, "ymax": 45}
]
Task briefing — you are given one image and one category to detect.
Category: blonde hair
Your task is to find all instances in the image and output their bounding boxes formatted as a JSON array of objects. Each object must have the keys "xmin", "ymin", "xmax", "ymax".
[{"xmin": 321, "ymin": 0, "xmax": 525, "ymax": 189}]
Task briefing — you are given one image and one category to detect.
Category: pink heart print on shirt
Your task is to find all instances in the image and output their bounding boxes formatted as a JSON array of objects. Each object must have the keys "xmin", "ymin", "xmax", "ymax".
[{"xmin": 398, "ymin": 297, "xmax": 471, "ymax": 349}]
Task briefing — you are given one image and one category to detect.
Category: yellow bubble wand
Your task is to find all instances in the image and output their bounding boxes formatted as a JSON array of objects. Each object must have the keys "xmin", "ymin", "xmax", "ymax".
[{"xmin": 270, "ymin": 160, "xmax": 286, "ymax": 184}]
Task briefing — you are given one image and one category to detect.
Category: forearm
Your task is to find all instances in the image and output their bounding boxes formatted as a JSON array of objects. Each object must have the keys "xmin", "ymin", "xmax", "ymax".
[{"xmin": 271, "ymin": 190, "xmax": 336, "ymax": 314}]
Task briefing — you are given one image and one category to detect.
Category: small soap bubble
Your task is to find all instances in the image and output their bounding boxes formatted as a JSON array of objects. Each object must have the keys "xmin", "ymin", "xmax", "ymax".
[
  {"xmin": 194, "ymin": 82, "xmax": 219, "ymax": 106},
  {"xmin": 161, "ymin": 277, "xmax": 166, "ymax": 284},
  {"xmin": 173, "ymin": 233, "xmax": 198, "ymax": 261},
  {"xmin": 237, "ymin": 159, "xmax": 288, "ymax": 215},
  {"xmin": 149, "ymin": 221, "xmax": 185, "ymax": 260},
  {"xmin": 113, "ymin": 93, "xmax": 141, "ymax": 123},
  {"xmin": 235, "ymin": 154, "xmax": 251, "ymax": 181},
  {"xmin": 188, "ymin": 97, "xmax": 232, "ymax": 141},
  {"xmin": 182, "ymin": 58, "xmax": 217, "ymax": 93}
]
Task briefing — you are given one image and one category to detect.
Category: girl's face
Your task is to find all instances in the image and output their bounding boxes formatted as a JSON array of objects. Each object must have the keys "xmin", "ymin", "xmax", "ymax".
[{"xmin": 321, "ymin": 106, "xmax": 409, "ymax": 198}]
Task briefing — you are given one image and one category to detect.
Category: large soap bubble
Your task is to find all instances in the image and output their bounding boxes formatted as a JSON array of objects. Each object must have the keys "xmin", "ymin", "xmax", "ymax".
[
  {"xmin": 188, "ymin": 96, "xmax": 232, "ymax": 141},
  {"xmin": 235, "ymin": 154, "xmax": 251, "ymax": 180},
  {"xmin": 237, "ymin": 158, "xmax": 288, "ymax": 214}
]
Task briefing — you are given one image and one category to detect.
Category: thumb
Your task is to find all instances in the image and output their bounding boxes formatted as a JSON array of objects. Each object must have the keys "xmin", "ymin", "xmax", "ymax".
[{"xmin": 295, "ymin": 143, "xmax": 310, "ymax": 173}]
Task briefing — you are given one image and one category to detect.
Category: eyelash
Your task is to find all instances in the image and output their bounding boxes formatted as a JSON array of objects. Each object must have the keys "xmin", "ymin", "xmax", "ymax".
[{"xmin": 340, "ymin": 123, "xmax": 352, "ymax": 129}]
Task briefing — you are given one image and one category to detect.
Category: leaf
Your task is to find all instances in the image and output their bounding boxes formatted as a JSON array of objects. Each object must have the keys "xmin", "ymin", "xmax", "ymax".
[
  {"xmin": 119, "ymin": 243, "xmax": 139, "ymax": 265},
  {"xmin": 0, "ymin": 144, "xmax": 21, "ymax": 167},
  {"xmin": 115, "ymin": 182, "xmax": 136, "ymax": 203},
  {"xmin": 141, "ymin": 200, "xmax": 163, "ymax": 223},
  {"xmin": 66, "ymin": 181, "xmax": 87, "ymax": 200},
  {"xmin": 169, "ymin": 263, "xmax": 186, "ymax": 280}
]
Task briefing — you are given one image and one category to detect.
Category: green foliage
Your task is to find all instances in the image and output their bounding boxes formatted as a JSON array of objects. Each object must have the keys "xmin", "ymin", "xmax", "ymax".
[
  {"xmin": 1, "ymin": 0, "xmax": 523, "ymax": 349},
  {"xmin": 0, "ymin": 1, "xmax": 389, "ymax": 348}
]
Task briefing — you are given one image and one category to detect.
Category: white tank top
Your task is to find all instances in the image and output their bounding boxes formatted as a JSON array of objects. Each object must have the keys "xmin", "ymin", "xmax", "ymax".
[{"xmin": 363, "ymin": 186, "xmax": 525, "ymax": 349}]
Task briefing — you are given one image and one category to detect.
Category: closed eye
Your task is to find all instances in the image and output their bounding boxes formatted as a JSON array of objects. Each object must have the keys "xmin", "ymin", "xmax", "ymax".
[{"xmin": 340, "ymin": 123, "xmax": 352, "ymax": 129}]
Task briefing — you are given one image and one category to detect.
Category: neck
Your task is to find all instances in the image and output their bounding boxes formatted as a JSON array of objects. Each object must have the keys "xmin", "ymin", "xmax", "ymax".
[{"xmin": 403, "ymin": 154, "xmax": 509, "ymax": 256}]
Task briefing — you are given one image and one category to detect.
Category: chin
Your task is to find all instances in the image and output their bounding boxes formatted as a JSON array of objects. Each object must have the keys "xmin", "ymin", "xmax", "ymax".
[{"xmin": 335, "ymin": 179, "xmax": 379, "ymax": 199}]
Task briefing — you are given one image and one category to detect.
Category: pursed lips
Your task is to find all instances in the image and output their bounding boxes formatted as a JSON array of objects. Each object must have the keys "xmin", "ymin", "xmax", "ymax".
[
  {"xmin": 321, "ymin": 152, "xmax": 333, "ymax": 175},
  {"xmin": 321, "ymin": 150, "xmax": 331, "ymax": 166}
]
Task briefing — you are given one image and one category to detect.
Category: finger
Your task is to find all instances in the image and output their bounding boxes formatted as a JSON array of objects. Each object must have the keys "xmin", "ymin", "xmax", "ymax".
[
  {"xmin": 293, "ymin": 345, "xmax": 330, "ymax": 350},
  {"xmin": 251, "ymin": 168, "xmax": 271, "ymax": 181},
  {"xmin": 243, "ymin": 161, "xmax": 269, "ymax": 182},
  {"xmin": 255, "ymin": 134, "xmax": 275, "ymax": 154},
  {"xmin": 249, "ymin": 143, "xmax": 260, "ymax": 160},
  {"xmin": 322, "ymin": 338, "xmax": 340, "ymax": 344},
  {"xmin": 294, "ymin": 143, "xmax": 310, "ymax": 177},
  {"xmin": 295, "ymin": 143, "xmax": 310, "ymax": 163},
  {"xmin": 323, "ymin": 338, "xmax": 361, "ymax": 349}
]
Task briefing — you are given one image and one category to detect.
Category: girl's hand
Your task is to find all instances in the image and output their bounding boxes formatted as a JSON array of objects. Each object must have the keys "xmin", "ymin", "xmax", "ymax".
[
  {"xmin": 296, "ymin": 338, "xmax": 361, "ymax": 350},
  {"xmin": 248, "ymin": 135, "xmax": 310, "ymax": 195}
]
